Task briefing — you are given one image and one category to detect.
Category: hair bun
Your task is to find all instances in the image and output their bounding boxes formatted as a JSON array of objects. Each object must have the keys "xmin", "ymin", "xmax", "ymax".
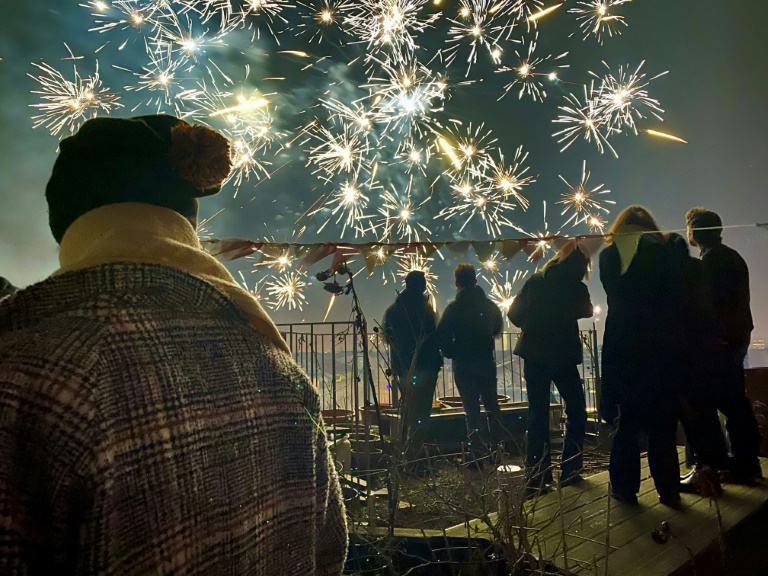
[{"xmin": 169, "ymin": 123, "xmax": 232, "ymax": 195}]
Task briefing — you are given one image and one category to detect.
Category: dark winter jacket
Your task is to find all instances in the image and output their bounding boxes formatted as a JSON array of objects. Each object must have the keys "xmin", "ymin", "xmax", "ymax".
[
  {"xmin": 599, "ymin": 234, "xmax": 687, "ymax": 415},
  {"xmin": 700, "ymin": 241, "xmax": 753, "ymax": 351},
  {"xmin": 508, "ymin": 262, "xmax": 593, "ymax": 367},
  {"xmin": 382, "ymin": 289, "xmax": 443, "ymax": 377},
  {"xmin": 437, "ymin": 285, "xmax": 503, "ymax": 366},
  {"xmin": 668, "ymin": 234, "xmax": 727, "ymax": 399},
  {"xmin": 0, "ymin": 277, "xmax": 16, "ymax": 299}
]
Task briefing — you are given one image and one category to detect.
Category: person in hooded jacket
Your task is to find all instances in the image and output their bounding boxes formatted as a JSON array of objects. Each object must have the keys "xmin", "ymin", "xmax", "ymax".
[
  {"xmin": 437, "ymin": 263, "xmax": 504, "ymax": 457},
  {"xmin": 508, "ymin": 246, "xmax": 593, "ymax": 489},
  {"xmin": 600, "ymin": 206, "xmax": 685, "ymax": 507},
  {"xmin": 382, "ymin": 270, "xmax": 443, "ymax": 458}
]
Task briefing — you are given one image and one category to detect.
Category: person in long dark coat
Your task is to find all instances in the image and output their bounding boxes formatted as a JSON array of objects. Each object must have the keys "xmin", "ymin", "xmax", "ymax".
[
  {"xmin": 508, "ymin": 246, "xmax": 593, "ymax": 489},
  {"xmin": 600, "ymin": 206, "xmax": 685, "ymax": 507},
  {"xmin": 382, "ymin": 270, "xmax": 443, "ymax": 458},
  {"xmin": 686, "ymin": 208, "xmax": 762, "ymax": 482},
  {"xmin": 437, "ymin": 263, "xmax": 504, "ymax": 457},
  {"xmin": 667, "ymin": 234, "xmax": 729, "ymax": 491}
]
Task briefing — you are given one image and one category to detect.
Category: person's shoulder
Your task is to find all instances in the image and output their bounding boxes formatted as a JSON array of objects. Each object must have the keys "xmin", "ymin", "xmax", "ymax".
[
  {"xmin": 598, "ymin": 243, "xmax": 619, "ymax": 270},
  {"xmin": 722, "ymin": 244, "xmax": 748, "ymax": 266},
  {"xmin": 0, "ymin": 315, "xmax": 107, "ymax": 409},
  {"xmin": 599, "ymin": 243, "xmax": 618, "ymax": 260},
  {"xmin": 383, "ymin": 300, "xmax": 397, "ymax": 318},
  {"xmin": 440, "ymin": 299, "xmax": 457, "ymax": 317}
]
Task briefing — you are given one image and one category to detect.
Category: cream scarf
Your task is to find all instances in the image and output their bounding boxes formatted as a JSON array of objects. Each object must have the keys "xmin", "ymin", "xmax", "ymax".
[{"xmin": 56, "ymin": 202, "xmax": 289, "ymax": 353}]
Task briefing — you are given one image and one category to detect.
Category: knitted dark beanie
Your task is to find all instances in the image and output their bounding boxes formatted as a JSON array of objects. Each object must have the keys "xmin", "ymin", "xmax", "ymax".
[{"xmin": 45, "ymin": 115, "xmax": 232, "ymax": 243}]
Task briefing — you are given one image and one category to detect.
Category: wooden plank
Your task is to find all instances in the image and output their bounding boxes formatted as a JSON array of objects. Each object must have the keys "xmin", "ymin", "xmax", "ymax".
[
  {"xmin": 426, "ymin": 448, "xmax": 768, "ymax": 576},
  {"xmin": 443, "ymin": 449, "xmax": 657, "ymax": 540},
  {"xmin": 536, "ymin": 451, "xmax": 695, "ymax": 572},
  {"xmin": 601, "ymin": 461, "xmax": 768, "ymax": 576}
]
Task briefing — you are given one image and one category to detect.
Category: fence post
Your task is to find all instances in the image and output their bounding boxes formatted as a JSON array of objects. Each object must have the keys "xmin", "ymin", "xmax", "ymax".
[{"xmin": 592, "ymin": 323, "xmax": 601, "ymax": 418}]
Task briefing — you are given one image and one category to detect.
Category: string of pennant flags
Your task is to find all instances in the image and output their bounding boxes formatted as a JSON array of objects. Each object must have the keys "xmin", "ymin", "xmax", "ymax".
[{"xmin": 202, "ymin": 222, "xmax": 768, "ymax": 275}]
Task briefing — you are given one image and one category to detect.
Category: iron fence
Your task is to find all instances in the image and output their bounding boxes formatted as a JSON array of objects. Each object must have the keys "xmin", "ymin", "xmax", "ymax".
[{"xmin": 278, "ymin": 322, "xmax": 601, "ymax": 422}]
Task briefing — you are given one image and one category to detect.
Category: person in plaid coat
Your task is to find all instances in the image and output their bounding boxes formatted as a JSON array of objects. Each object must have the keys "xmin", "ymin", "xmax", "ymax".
[{"xmin": 0, "ymin": 115, "xmax": 347, "ymax": 575}]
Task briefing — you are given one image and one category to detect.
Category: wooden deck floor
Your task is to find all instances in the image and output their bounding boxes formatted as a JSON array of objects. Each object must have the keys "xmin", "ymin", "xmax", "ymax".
[{"xmin": 445, "ymin": 449, "xmax": 768, "ymax": 576}]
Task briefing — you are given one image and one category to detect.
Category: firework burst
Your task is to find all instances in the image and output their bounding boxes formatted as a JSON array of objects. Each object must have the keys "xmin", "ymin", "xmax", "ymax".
[
  {"xmin": 313, "ymin": 177, "xmax": 379, "ymax": 237},
  {"xmin": 526, "ymin": 200, "xmax": 562, "ymax": 262},
  {"xmin": 29, "ymin": 60, "xmax": 123, "ymax": 136},
  {"xmin": 255, "ymin": 243, "xmax": 297, "ymax": 272},
  {"xmin": 307, "ymin": 119, "xmax": 374, "ymax": 182},
  {"xmin": 265, "ymin": 270, "xmax": 309, "ymax": 310},
  {"xmin": 485, "ymin": 269, "xmax": 528, "ymax": 314},
  {"xmin": 552, "ymin": 84, "xmax": 617, "ymax": 157},
  {"xmin": 346, "ymin": 0, "xmax": 439, "ymax": 57},
  {"xmin": 441, "ymin": 0, "xmax": 519, "ymax": 77},
  {"xmin": 509, "ymin": 0, "xmax": 545, "ymax": 22},
  {"xmin": 121, "ymin": 46, "xmax": 200, "ymax": 113},
  {"xmin": 363, "ymin": 55, "xmax": 448, "ymax": 140},
  {"xmin": 395, "ymin": 137, "xmax": 432, "ymax": 174},
  {"xmin": 378, "ymin": 182, "xmax": 432, "ymax": 241},
  {"xmin": 497, "ymin": 32, "xmax": 568, "ymax": 101},
  {"xmin": 295, "ymin": 0, "xmax": 351, "ymax": 43},
  {"xmin": 86, "ymin": 0, "xmax": 165, "ymax": 39},
  {"xmin": 481, "ymin": 146, "xmax": 535, "ymax": 210},
  {"xmin": 591, "ymin": 60, "xmax": 667, "ymax": 135},
  {"xmin": 436, "ymin": 176, "xmax": 516, "ymax": 236},
  {"xmin": 194, "ymin": 67, "xmax": 280, "ymax": 187},
  {"xmin": 396, "ymin": 252, "xmax": 438, "ymax": 293},
  {"xmin": 557, "ymin": 160, "xmax": 614, "ymax": 227},
  {"xmin": 570, "ymin": 0, "xmax": 633, "ymax": 45},
  {"xmin": 437, "ymin": 121, "xmax": 497, "ymax": 178}
]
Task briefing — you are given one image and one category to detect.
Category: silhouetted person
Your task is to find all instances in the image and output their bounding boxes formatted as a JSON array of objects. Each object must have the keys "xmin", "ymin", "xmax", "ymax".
[
  {"xmin": 0, "ymin": 277, "xmax": 17, "ymax": 298},
  {"xmin": 600, "ymin": 206, "xmax": 684, "ymax": 507},
  {"xmin": 686, "ymin": 207, "xmax": 761, "ymax": 482},
  {"xmin": 0, "ymin": 116, "xmax": 347, "ymax": 575},
  {"xmin": 438, "ymin": 263, "xmax": 504, "ymax": 458},
  {"xmin": 383, "ymin": 270, "xmax": 442, "ymax": 460},
  {"xmin": 509, "ymin": 246, "xmax": 593, "ymax": 490},
  {"xmin": 668, "ymin": 233, "xmax": 728, "ymax": 492}
]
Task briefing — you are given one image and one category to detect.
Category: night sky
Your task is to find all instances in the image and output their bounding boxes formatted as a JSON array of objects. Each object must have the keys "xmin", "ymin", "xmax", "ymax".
[{"xmin": 1, "ymin": 1, "xmax": 766, "ymax": 349}]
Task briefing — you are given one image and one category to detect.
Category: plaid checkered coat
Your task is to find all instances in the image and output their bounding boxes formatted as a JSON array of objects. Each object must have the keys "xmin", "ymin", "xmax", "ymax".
[{"xmin": 0, "ymin": 263, "xmax": 347, "ymax": 575}]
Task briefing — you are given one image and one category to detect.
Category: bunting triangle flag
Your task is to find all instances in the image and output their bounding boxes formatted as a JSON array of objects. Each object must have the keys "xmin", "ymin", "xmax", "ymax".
[
  {"xmin": 472, "ymin": 241, "xmax": 496, "ymax": 262},
  {"xmin": 446, "ymin": 241, "xmax": 471, "ymax": 255},
  {"xmin": 202, "ymin": 238, "xmax": 261, "ymax": 262},
  {"xmin": 499, "ymin": 239, "xmax": 523, "ymax": 261},
  {"xmin": 612, "ymin": 226, "xmax": 647, "ymax": 274},
  {"xmin": 303, "ymin": 243, "xmax": 336, "ymax": 267}
]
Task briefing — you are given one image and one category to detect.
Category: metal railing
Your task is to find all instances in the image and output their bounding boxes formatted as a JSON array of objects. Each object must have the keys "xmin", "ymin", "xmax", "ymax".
[{"xmin": 278, "ymin": 322, "xmax": 601, "ymax": 420}]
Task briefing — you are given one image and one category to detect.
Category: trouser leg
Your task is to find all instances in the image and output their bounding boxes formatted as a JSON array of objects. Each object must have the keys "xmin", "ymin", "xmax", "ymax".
[
  {"xmin": 455, "ymin": 370, "xmax": 483, "ymax": 456},
  {"xmin": 679, "ymin": 398, "xmax": 729, "ymax": 471},
  {"xmin": 646, "ymin": 408, "xmax": 681, "ymax": 498},
  {"xmin": 718, "ymin": 348, "xmax": 761, "ymax": 476},
  {"xmin": 406, "ymin": 371, "xmax": 438, "ymax": 458},
  {"xmin": 553, "ymin": 365, "xmax": 587, "ymax": 480},
  {"xmin": 524, "ymin": 361, "xmax": 553, "ymax": 485},
  {"xmin": 478, "ymin": 371, "xmax": 503, "ymax": 447},
  {"xmin": 610, "ymin": 409, "xmax": 641, "ymax": 496}
]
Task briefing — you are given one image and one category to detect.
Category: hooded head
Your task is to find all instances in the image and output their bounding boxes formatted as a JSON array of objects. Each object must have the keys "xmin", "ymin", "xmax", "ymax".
[
  {"xmin": 543, "ymin": 246, "xmax": 590, "ymax": 282},
  {"xmin": 45, "ymin": 115, "xmax": 232, "ymax": 243},
  {"xmin": 404, "ymin": 270, "xmax": 427, "ymax": 294}
]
